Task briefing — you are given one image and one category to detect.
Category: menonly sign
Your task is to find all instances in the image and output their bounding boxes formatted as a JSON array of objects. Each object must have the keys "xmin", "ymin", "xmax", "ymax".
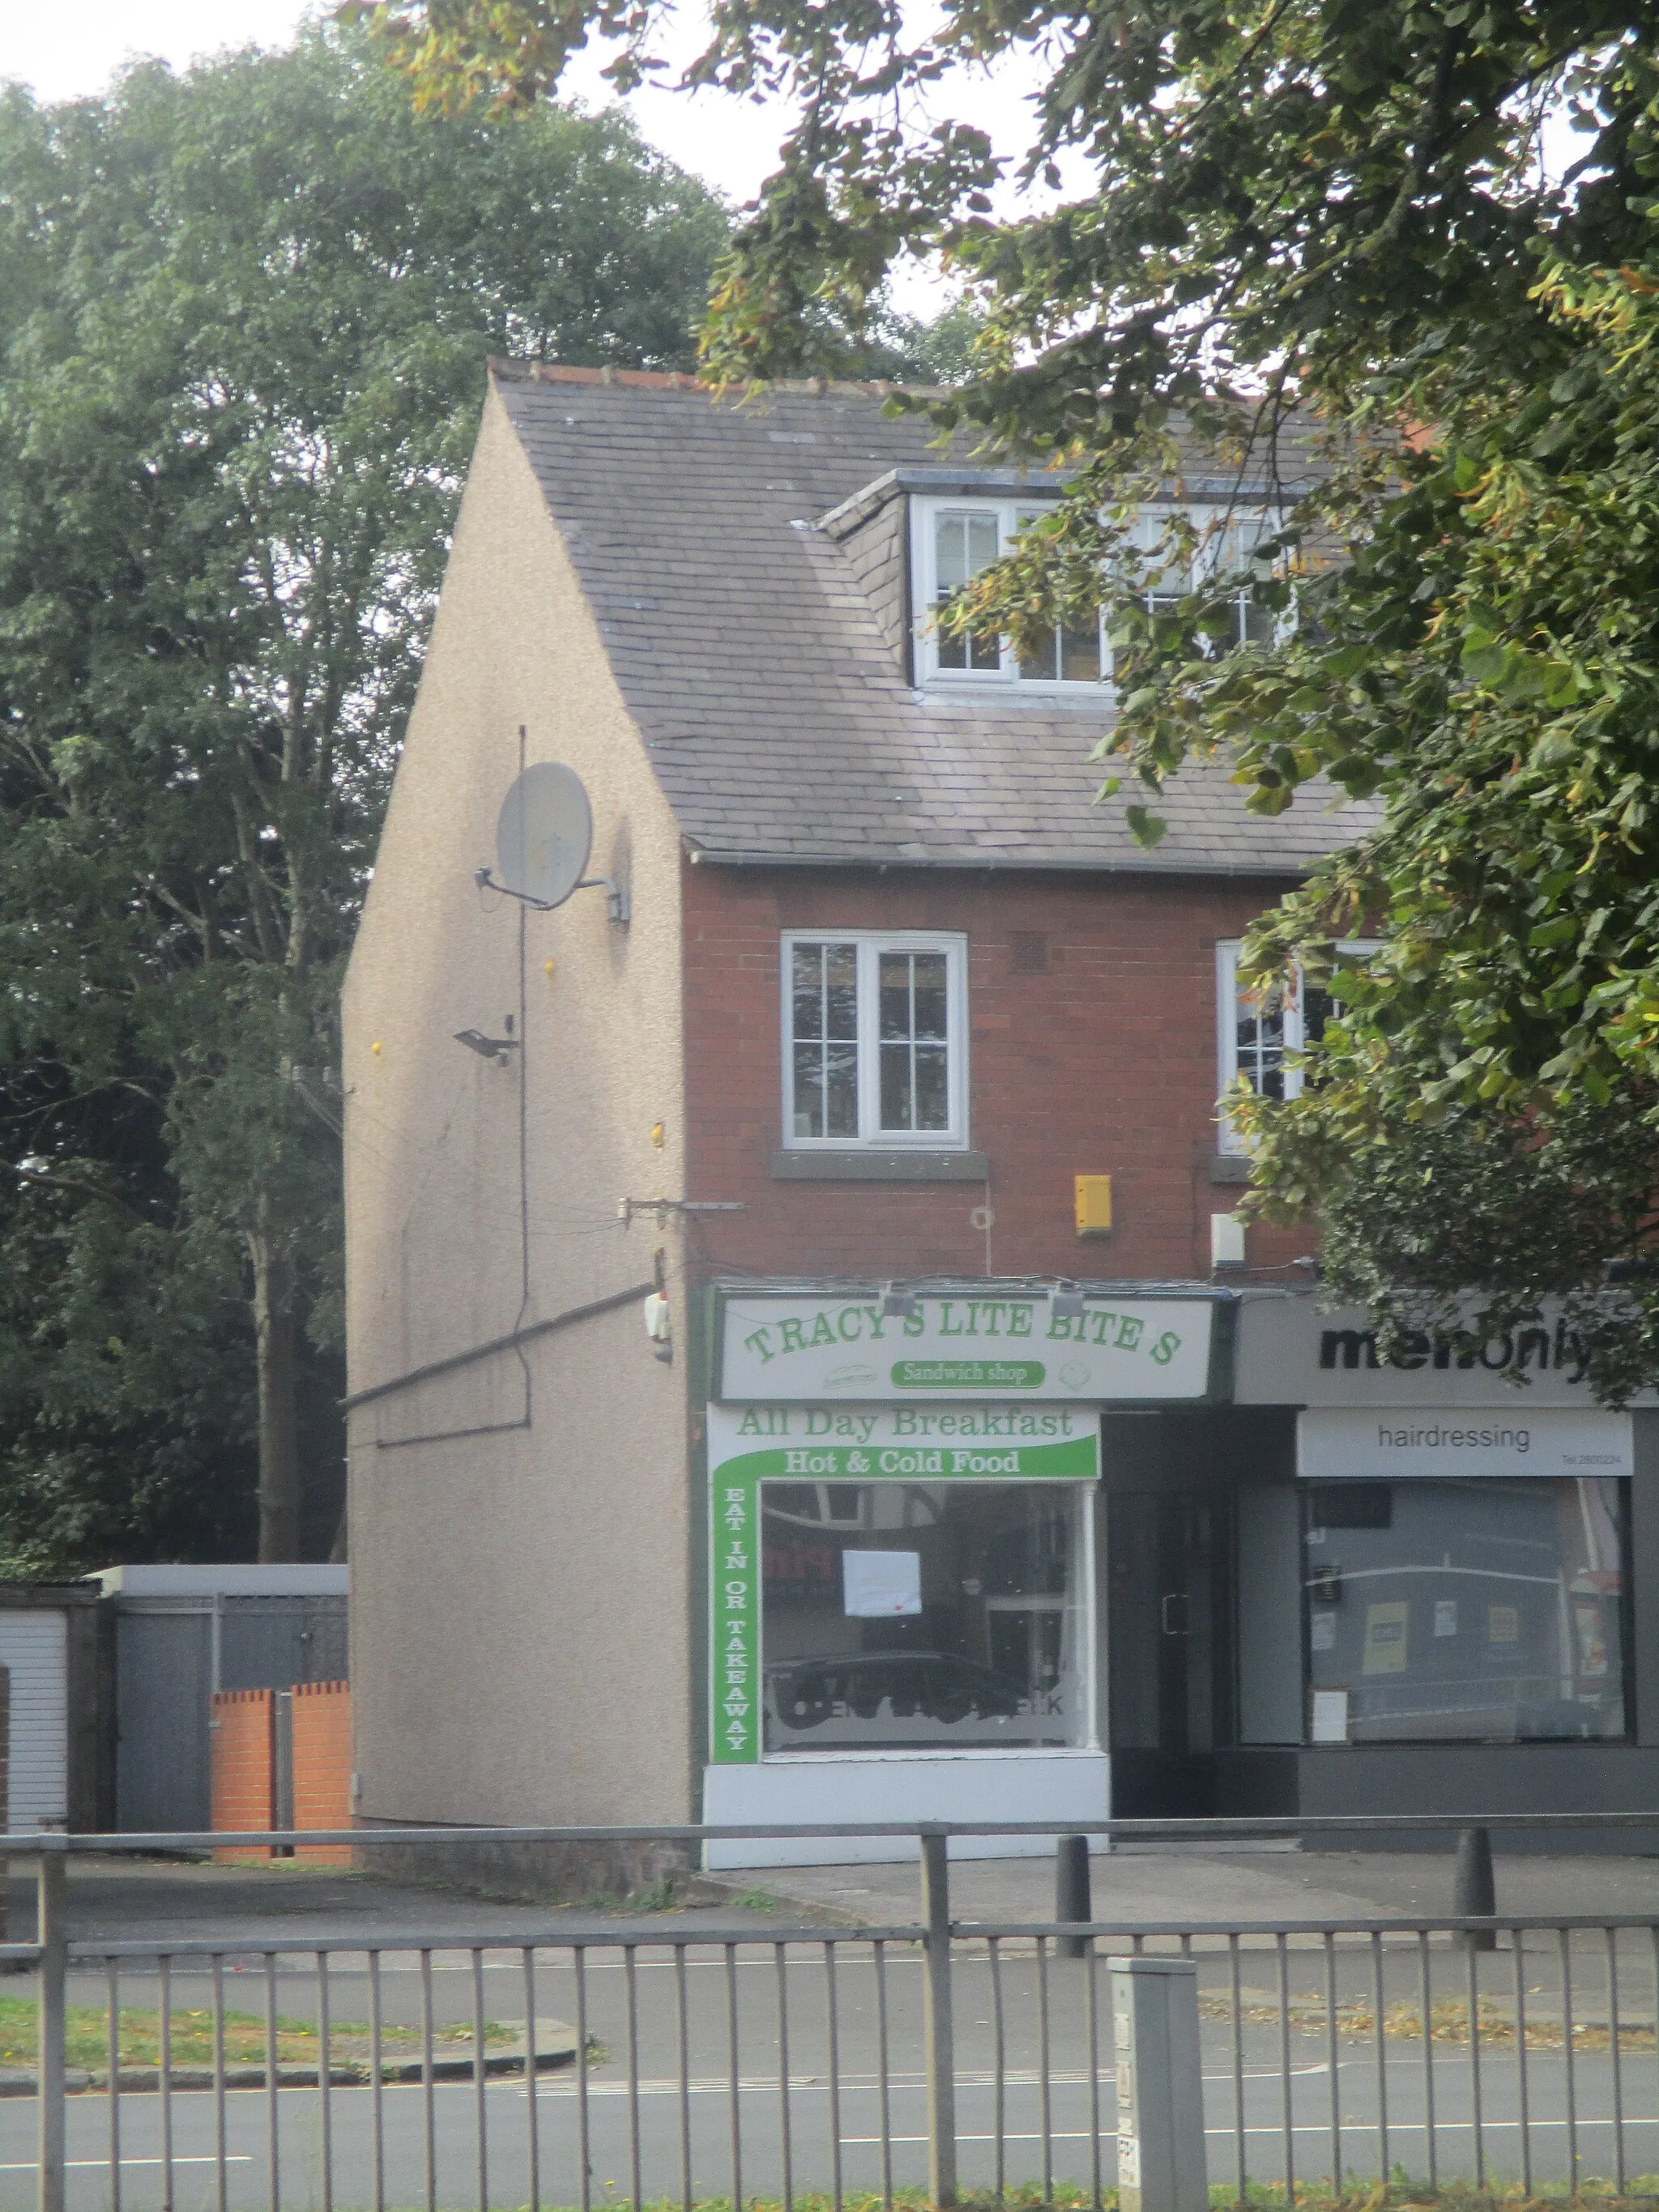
[
  {"xmin": 716, "ymin": 1290, "xmax": 1220, "ymax": 1403},
  {"xmin": 1235, "ymin": 1294, "xmax": 1659, "ymax": 1409}
]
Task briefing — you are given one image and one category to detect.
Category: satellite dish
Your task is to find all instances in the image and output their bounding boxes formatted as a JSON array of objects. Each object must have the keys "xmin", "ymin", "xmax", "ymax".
[{"xmin": 495, "ymin": 763, "xmax": 593, "ymax": 910}]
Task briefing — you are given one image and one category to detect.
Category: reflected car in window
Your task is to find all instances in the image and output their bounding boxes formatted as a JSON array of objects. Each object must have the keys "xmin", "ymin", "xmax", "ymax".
[{"xmin": 766, "ymin": 1651, "xmax": 1028, "ymax": 1733}]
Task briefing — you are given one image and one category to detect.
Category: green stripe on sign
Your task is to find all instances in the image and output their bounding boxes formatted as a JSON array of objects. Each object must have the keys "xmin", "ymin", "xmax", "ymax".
[
  {"xmin": 710, "ymin": 1435, "xmax": 1098, "ymax": 1484},
  {"xmin": 710, "ymin": 1474, "xmax": 758, "ymax": 1762},
  {"xmin": 890, "ymin": 1358, "xmax": 1045, "ymax": 1389}
]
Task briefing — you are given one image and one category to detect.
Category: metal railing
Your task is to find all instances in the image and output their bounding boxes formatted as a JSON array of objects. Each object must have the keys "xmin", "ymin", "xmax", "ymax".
[{"xmin": 12, "ymin": 1813, "xmax": 1659, "ymax": 2211}]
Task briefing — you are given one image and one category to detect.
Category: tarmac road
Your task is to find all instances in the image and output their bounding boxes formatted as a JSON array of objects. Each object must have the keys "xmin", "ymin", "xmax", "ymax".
[{"xmin": 9, "ymin": 1939, "xmax": 1657, "ymax": 2210}]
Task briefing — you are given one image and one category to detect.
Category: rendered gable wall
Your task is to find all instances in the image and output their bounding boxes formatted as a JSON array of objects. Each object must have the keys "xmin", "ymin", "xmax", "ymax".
[{"xmin": 343, "ymin": 385, "xmax": 693, "ymax": 1826}]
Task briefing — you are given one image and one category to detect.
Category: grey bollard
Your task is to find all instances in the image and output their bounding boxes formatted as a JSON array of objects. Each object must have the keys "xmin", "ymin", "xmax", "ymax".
[
  {"xmin": 1056, "ymin": 1834, "xmax": 1091, "ymax": 1959},
  {"xmin": 1111, "ymin": 1956, "xmax": 1208, "ymax": 2212},
  {"xmin": 1453, "ymin": 1824, "xmax": 1497, "ymax": 1952}
]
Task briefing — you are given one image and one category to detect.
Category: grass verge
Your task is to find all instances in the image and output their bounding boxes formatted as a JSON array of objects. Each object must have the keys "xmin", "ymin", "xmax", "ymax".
[{"xmin": 0, "ymin": 1994, "xmax": 515, "ymax": 2071}]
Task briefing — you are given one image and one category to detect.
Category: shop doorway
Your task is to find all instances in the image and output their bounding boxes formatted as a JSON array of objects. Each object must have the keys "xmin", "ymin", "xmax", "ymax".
[{"xmin": 1107, "ymin": 1488, "xmax": 1233, "ymax": 1816}]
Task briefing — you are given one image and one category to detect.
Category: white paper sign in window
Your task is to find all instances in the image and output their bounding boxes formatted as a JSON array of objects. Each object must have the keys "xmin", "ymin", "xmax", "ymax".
[
  {"xmin": 842, "ymin": 1549, "xmax": 923, "ymax": 1617},
  {"xmin": 1309, "ymin": 1689, "xmax": 1350, "ymax": 1744}
]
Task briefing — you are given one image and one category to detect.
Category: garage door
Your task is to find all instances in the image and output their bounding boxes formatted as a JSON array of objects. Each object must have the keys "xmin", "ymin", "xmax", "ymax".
[{"xmin": 0, "ymin": 1613, "xmax": 68, "ymax": 1830}]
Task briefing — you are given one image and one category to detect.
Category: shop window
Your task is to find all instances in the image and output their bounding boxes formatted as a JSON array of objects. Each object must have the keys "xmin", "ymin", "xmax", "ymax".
[
  {"xmin": 1215, "ymin": 939, "xmax": 1380, "ymax": 1153},
  {"xmin": 1303, "ymin": 1477, "xmax": 1630, "ymax": 1744},
  {"xmin": 782, "ymin": 931, "xmax": 969, "ymax": 1149},
  {"xmin": 761, "ymin": 1481, "xmax": 1093, "ymax": 1753}
]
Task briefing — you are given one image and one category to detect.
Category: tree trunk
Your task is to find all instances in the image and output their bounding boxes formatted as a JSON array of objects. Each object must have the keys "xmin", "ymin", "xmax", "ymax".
[{"xmin": 249, "ymin": 1225, "xmax": 301, "ymax": 1562}]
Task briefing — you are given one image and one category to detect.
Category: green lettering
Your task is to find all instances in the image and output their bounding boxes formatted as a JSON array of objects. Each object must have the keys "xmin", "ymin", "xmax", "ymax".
[
  {"xmin": 1114, "ymin": 1315, "xmax": 1144, "ymax": 1351},
  {"xmin": 1008, "ymin": 1303, "xmax": 1034, "ymax": 1338},
  {"xmin": 903, "ymin": 1309, "xmax": 925, "ymax": 1338},
  {"xmin": 837, "ymin": 1306, "xmax": 864, "ymax": 1343},
  {"xmin": 860, "ymin": 1306, "xmax": 887, "ymax": 1338},
  {"xmin": 779, "ymin": 1318, "xmax": 805, "ymax": 1353},
  {"xmin": 1088, "ymin": 1309, "xmax": 1115, "ymax": 1346},
  {"xmin": 939, "ymin": 1302, "xmax": 964, "ymax": 1336},
  {"xmin": 1151, "ymin": 1330, "xmax": 1181, "ymax": 1367},
  {"xmin": 737, "ymin": 1409, "xmax": 765, "ymax": 1434},
  {"xmin": 809, "ymin": 1312, "xmax": 837, "ymax": 1349},
  {"xmin": 744, "ymin": 1326, "xmax": 774, "ymax": 1364}
]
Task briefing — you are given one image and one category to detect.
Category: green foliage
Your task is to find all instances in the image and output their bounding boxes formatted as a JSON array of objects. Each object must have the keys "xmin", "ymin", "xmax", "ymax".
[
  {"xmin": 0, "ymin": 28, "xmax": 727, "ymax": 1568},
  {"xmin": 1151, "ymin": 256, "xmax": 1659, "ymax": 1402}
]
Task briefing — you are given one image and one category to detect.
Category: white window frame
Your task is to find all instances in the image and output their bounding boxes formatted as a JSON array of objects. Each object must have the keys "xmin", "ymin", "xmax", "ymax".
[
  {"xmin": 910, "ymin": 494, "xmax": 1290, "ymax": 693},
  {"xmin": 780, "ymin": 930, "xmax": 970, "ymax": 1151},
  {"xmin": 911, "ymin": 496, "xmax": 1102, "ymax": 690},
  {"xmin": 1215, "ymin": 939, "xmax": 1380, "ymax": 1153}
]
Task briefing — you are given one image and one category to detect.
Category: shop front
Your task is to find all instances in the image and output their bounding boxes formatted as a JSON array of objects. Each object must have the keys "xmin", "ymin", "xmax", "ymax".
[
  {"xmin": 1224, "ymin": 1294, "xmax": 1659, "ymax": 1829},
  {"xmin": 700, "ymin": 1284, "xmax": 1226, "ymax": 1865}
]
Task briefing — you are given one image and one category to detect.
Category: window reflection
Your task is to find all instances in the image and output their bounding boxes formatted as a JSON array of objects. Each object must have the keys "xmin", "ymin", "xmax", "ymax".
[
  {"xmin": 1303, "ymin": 1477, "xmax": 1628, "ymax": 1742},
  {"xmin": 762, "ymin": 1481, "xmax": 1090, "ymax": 1753},
  {"xmin": 791, "ymin": 941, "xmax": 859, "ymax": 1138}
]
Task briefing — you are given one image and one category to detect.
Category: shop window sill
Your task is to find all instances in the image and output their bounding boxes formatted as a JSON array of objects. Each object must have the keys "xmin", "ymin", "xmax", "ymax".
[{"xmin": 770, "ymin": 1149, "xmax": 989, "ymax": 1183}]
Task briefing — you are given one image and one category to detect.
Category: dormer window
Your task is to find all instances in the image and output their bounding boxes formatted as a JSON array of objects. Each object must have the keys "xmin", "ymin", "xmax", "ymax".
[{"xmin": 911, "ymin": 494, "xmax": 1286, "ymax": 690}]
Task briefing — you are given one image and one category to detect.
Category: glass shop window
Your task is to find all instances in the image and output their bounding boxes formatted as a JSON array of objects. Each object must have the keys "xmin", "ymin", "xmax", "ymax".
[
  {"xmin": 1303, "ymin": 1477, "xmax": 1630, "ymax": 1744},
  {"xmin": 761, "ymin": 1481, "xmax": 1092, "ymax": 1754}
]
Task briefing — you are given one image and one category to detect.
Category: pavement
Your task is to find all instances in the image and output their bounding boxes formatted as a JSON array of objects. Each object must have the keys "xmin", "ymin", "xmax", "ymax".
[
  {"xmin": 11, "ymin": 1841, "xmax": 1659, "ymax": 1947},
  {"xmin": 730, "ymin": 1843, "xmax": 1659, "ymax": 1931}
]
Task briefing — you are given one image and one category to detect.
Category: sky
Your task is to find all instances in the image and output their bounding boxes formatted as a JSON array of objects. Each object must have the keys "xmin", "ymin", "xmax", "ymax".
[
  {"xmin": 0, "ymin": 2, "xmax": 1054, "ymax": 288},
  {"xmin": 0, "ymin": 2, "xmax": 780, "ymax": 203}
]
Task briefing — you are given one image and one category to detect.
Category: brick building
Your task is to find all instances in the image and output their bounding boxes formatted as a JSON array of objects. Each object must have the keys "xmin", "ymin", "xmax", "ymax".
[{"xmin": 343, "ymin": 369, "xmax": 1659, "ymax": 1862}]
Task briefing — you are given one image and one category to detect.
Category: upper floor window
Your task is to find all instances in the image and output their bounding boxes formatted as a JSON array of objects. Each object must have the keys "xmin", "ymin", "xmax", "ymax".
[
  {"xmin": 1215, "ymin": 940, "xmax": 1379, "ymax": 1153},
  {"xmin": 911, "ymin": 496, "xmax": 1286, "ymax": 690},
  {"xmin": 783, "ymin": 931, "xmax": 969, "ymax": 1149}
]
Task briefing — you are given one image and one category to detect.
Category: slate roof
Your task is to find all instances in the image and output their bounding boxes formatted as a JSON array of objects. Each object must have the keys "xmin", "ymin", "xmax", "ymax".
[{"xmin": 494, "ymin": 364, "xmax": 1374, "ymax": 878}]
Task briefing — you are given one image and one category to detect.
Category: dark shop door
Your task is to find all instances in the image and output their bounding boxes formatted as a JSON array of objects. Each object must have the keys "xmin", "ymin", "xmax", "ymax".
[{"xmin": 1107, "ymin": 1489, "xmax": 1231, "ymax": 1816}]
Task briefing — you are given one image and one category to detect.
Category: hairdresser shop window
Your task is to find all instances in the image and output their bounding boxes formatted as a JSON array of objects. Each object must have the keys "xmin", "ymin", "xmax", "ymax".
[
  {"xmin": 761, "ymin": 1481, "xmax": 1093, "ymax": 1754},
  {"xmin": 1303, "ymin": 1478, "xmax": 1629, "ymax": 1745}
]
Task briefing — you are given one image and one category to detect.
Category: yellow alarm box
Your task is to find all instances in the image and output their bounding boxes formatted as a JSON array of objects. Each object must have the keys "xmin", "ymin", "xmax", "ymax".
[{"xmin": 1074, "ymin": 1174, "xmax": 1113, "ymax": 1235}]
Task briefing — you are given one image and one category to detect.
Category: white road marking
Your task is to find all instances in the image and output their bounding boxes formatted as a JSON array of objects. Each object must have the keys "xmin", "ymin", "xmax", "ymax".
[{"xmin": 0, "ymin": 2157, "xmax": 254, "ymax": 2172}]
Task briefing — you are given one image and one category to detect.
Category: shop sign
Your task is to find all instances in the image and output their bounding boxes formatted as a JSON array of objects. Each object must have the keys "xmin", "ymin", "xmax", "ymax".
[
  {"xmin": 717, "ymin": 1292, "xmax": 1217, "ymax": 1404},
  {"xmin": 1297, "ymin": 1405, "xmax": 1634, "ymax": 1481},
  {"xmin": 1236, "ymin": 1295, "xmax": 1659, "ymax": 1409},
  {"xmin": 706, "ymin": 1404, "xmax": 1100, "ymax": 1766}
]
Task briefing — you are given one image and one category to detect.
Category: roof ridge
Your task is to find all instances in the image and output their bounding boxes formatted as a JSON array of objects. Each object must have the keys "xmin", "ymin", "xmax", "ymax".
[{"xmin": 486, "ymin": 357, "xmax": 952, "ymax": 401}]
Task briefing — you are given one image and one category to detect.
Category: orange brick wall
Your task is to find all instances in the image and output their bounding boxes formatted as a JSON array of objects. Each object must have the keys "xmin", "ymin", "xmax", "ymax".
[
  {"xmin": 210, "ymin": 1690, "xmax": 275, "ymax": 1862},
  {"xmin": 291, "ymin": 1681, "xmax": 352, "ymax": 1865},
  {"xmin": 682, "ymin": 863, "xmax": 1320, "ymax": 1284}
]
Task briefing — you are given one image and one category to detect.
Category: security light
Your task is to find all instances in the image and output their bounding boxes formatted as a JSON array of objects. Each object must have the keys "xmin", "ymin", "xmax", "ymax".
[
  {"xmin": 1050, "ymin": 1281, "xmax": 1085, "ymax": 1322},
  {"xmin": 881, "ymin": 1282, "xmax": 918, "ymax": 1319}
]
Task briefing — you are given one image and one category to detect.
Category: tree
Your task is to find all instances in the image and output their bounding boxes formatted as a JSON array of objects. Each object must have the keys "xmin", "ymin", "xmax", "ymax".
[
  {"xmin": 355, "ymin": 0, "xmax": 1659, "ymax": 1397},
  {"xmin": 0, "ymin": 28, "xmax": 727, "ymax": 1568}
]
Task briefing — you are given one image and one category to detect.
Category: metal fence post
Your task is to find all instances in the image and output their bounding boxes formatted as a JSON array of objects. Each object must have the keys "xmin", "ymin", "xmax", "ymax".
[
  {"xmin": 1455, "ymin": 1824, "xmax": 1497, "ymax": 1952},
  {"xmin": 36, "ymin": 1846, "xmax": 66, "ymax": 2212},
  {"xmin": 919, "ymin": 1825, "xmax": 957, "ymax": 2207},
  {"xmin": 1056, "ymin": 1834, "xmax": 1091, "ymax": 1960}
]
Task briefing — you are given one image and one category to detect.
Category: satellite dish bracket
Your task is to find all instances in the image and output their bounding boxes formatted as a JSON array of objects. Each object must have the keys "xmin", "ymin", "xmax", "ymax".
[{"xmin": 474, "ymin": 866, "xmax": 629, "ymax": 925}]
